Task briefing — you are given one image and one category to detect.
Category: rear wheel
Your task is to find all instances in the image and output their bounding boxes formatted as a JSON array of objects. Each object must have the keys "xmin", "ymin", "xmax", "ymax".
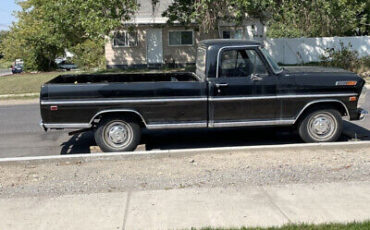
[
  {"xmin": 94, "ymin": 116, "xmax": 141, "ymax": 152},
  {"xmin": 298, "ymin": 109, "xmax": 342, "ymax": 143}
]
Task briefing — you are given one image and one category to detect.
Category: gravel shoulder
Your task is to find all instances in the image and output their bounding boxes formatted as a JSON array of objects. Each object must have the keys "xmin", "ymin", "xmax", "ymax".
[{"xmin": 0, "ymin": 144, "xmax": 369, "ymax": 198}]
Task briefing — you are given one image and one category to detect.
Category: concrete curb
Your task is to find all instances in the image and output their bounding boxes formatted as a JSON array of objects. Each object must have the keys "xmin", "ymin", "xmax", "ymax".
[
  {"xmin": 1, "ymin": 141, "xmax": 369, "ymax": 164},
  {"xmin": 0, "ymin": 93, "xmax": 39, "ymax": 98}
]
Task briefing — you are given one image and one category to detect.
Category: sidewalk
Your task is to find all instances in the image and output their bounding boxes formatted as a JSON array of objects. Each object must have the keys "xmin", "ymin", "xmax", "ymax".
[{"xmin": 0, "ymin": 181, "xmax": 369, "ymax": 230}]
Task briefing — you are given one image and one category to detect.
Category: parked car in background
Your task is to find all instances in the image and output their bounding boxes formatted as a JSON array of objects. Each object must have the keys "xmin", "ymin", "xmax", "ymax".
[
  {"xmin": 11, "ymin": 64, "xmax": 23, "ymax": 74},
  {"xmin": 11, "ymin": 59, "xmax": 24, "ymax": 74},
  {"xmin": 57, "ymin": 60, "xmax": 77, "ymax": 71}
]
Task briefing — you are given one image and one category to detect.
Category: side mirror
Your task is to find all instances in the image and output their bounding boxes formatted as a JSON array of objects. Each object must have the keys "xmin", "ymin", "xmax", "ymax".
[{"xmin": 250, "ymin": 73, "xmax": 263, "ymax": 81}]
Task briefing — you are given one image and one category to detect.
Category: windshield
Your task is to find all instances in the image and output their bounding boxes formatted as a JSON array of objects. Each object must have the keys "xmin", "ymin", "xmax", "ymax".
[{"xmin": 260, "ymin": 48, "xmax": 282, "ymax": 73}]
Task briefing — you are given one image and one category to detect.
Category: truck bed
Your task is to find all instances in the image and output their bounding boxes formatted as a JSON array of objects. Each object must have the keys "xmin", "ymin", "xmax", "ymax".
[{"xmin": 47, "ymin": 72, "xmax": 201, "ymax": 84}]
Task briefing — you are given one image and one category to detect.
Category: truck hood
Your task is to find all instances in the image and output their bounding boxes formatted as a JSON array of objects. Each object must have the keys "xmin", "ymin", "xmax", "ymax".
[
  {"xmin": 281, "ymin": 66, "xmax": 361, "ymax": 81},
  {"xmin": 281, "ymin": 66, "xmax": 365, "ymax": 92}
]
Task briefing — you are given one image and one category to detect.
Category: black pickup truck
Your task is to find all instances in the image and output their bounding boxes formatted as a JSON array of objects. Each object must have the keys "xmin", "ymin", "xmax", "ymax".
[{"xmin": 40, "ymin": 40, "xmax": 367, "ymax": 152}]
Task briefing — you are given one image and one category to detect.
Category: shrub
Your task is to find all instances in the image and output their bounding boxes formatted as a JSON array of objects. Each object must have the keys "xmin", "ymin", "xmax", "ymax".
[
  {"xmin": 70, "ymin": 39, "xmax": 106, "ymax": 71},
  {"xmin": 320, "ymin": 42, "xmax": 369, "ymax": 76},
  {"xmin": 320, "ymin": 42, "xmax": 360, "ymax": 70}
]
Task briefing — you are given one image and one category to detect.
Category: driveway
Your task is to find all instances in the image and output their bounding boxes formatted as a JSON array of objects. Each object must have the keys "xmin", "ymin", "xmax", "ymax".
[{"xmin": 0, "ymin": 92, "xmax": 369, "ymax": 158}]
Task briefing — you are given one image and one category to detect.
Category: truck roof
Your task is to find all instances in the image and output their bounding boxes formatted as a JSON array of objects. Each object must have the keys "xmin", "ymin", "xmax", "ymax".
[{"xmin": 199, "ymin": 39, "xmax": 261, "ymax": 49}]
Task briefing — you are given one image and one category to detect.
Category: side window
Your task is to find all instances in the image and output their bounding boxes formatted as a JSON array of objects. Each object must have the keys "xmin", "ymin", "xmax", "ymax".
[
  {"xmin": 220, "ymin": 49, "xmax": 268, "ymax": 78},
  {"xmin": 196, "ymin": 48, "xmax": 206, "ymax": 78}
]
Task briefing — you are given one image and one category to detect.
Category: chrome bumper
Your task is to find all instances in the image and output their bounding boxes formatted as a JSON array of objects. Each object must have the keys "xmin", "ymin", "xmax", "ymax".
[
  {"xmin": 39, "ymin": 120, "xmax": 92, "ymax": 130},
  {"xmin": 358, "ymin": 108, "xmax": 368, "ymax": 121},
  {"xmin": 40, "ymin": 120, "xmax": 47, "ymax": 132}
]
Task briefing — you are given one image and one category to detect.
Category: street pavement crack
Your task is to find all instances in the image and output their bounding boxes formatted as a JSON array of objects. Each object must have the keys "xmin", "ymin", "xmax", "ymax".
[
  {"xmin": 122, "ymin": 190, "xmax": 132, "ymax": 230},
  {"xmin": 259, "ymin": 186, "xmax": 292, "ymax": 223}
]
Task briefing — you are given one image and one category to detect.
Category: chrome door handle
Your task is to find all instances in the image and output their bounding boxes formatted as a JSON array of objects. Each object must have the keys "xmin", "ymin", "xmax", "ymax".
[{"xmin": 215, "ymin": 83, "xmax": 229, "ymax": 88}]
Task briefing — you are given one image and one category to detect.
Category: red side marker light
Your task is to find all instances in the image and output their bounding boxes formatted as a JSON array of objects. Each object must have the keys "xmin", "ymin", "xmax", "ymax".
[{"xmin": 50, "ymin": 106, "xmax": 58, "ymax": 111}]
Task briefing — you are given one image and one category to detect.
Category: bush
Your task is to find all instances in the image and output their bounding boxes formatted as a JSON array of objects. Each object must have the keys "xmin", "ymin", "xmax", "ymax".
[
  {"xmin": 320, "ymin": 42, "xmax": 359, "ymax": 70},
  {"xmin": 320, "ymin": 42, "xmax": 370, "ymax": 76},
  {"xmin": 70, "ymin": 39, "xmax": 106, "ymax": 71}
]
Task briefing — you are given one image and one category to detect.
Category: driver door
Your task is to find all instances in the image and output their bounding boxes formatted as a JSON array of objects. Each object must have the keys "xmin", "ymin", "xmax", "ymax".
[{"xmin": 209, "ymin": 47, "xmax": 279, "ymax": 126}]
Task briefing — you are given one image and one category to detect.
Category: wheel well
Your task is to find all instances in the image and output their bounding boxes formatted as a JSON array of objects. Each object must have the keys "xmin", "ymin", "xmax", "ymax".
[
  {"xmin": 295, "ymin": 101, "xmax": 348, "ymax": 125},
  {"xmin": 91, "ymin": 111, "xmax": 146, "ymax": 128}
]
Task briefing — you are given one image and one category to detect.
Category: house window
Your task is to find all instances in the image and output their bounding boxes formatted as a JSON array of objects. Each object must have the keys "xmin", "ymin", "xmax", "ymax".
[
  {"xmin": 222, "ymin": 29, "xmax": 243, "ymax": 39},
  {"xmin": 113, "ymin": 31, "xmax": 138, "ymax": 47},
  {"xmin": 169, "ymin": 31, "xmax": 193, "ymax": 46},
  {"xmin": 222, "ymin": 31, "xmax": 231, "ymax": 39}
]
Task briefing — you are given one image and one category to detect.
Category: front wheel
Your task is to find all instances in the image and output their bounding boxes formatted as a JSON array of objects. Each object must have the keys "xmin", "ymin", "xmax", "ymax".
[
  {"xmin": 94, "ymin": 116, "xmax": 141, "ymax": 152},
  {"xmin": 298, "ymin": 109, "xmax": 343, "ymax": 143}
]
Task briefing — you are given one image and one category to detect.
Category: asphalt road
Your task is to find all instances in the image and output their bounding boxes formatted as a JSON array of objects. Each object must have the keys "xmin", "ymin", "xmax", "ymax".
[{"xmin": 0, "ymin": 94, "xmax": 369, "ymax": 158}]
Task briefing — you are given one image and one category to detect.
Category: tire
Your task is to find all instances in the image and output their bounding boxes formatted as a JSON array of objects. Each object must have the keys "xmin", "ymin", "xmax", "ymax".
[
  {"xmin": 298, "ymin": 109, "xmax": 343, "ymax": 143},
  {"xmin": 94, "ymin": 116, "xmax": 141, "ymax": 152}
]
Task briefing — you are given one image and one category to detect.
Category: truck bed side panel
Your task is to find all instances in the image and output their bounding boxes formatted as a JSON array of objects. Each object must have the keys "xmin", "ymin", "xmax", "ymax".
[{"xmin": 41, "ymin": 82, "xmax": 208, "ymax": 125}]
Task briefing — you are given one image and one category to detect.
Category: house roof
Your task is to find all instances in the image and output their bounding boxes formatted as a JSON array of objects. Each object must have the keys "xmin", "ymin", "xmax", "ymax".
[
  {"xmin": 199, "ymin": 39, "xmax": 261, "ymax": 48},
  {"xmin": 126, "ymin": 0, "xmax": 172, "ymax": 24}
]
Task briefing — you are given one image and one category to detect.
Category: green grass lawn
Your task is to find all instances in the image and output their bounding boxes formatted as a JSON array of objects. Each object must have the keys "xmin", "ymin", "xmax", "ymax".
[
  {"xmin": 0, "ymin": 72, "xmax": 61, "ymax": 95},
  {"xmin": 0, "ymin": 60, "xmax": 12, "ymax": 69},
  {"xmin": 192, "ymin": 221, "xmax": 370, "ymax": 230}
]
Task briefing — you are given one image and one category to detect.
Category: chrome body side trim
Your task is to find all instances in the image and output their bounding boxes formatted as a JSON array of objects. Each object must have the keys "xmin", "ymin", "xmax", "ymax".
[
  {"xmin": 209, "ymin": 93, "xmax": 357, "ymax": 102},
  {"xmin": 43, "ymin": 123, "xmax": 92, "ymax": 129},
  {"xmin": 40, "ymin": 94, "xmax": 356, "ymax": 106},
  {"xmin": 41, "ymin": 97, "xmax": 208, "ymax": 106},
  {"xmin": 89, "ymin": 109, "xmax": 148, "ymax": 126},
  {"xmin": 146, "ymin": 122, "xmax": 208, "ymax": 130},
  {"xmin": 212, "ymin": 119, "xmax": 295, "ymax": 128},
  {"xmin": 294, "ymin": 99, "xmax": 350, "ymax": 122}
]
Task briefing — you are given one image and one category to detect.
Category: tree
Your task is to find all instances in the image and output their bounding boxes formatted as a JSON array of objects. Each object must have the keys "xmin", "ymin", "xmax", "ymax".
[
  {"xmin": 162, "ymin": 0, "xmax": 274, "ymax": 37},
  {"xmin": 163, "ymin": 0, "xmax": 369, "ymax": 38},
  {"xmin": 2, "ymin": 0, "xmax": 137, "ymax": 71},
  {"xmin": 267, "ymin": 0, "xmax": 369, "ymax": 38},
  {"xmin": 0, "ymin": 31, "xmax": 9, "ymax": 59}
]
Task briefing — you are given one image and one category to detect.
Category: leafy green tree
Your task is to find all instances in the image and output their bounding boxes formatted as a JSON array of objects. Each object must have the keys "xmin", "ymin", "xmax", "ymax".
[
  {"xmin": 2, "ymin": 0, "xmax": 137, "ymax": 71},
  {"xmin": 267, "ymin": 0, "xmax": 369, "ymax": 38},
  {"xmin": 0, "ymin": 31, "xmax": 9, "ymax": 59},
  {"xmin": 164, "ymin": 0, "xmax": 368, "ymax": 38},
  {"xmin": 70, "ymin": 39, "xmax": 106, "ymax": 70},
  {"xmin": 162, "ymin": 0, "xmax": 274, "ymax": 37}
]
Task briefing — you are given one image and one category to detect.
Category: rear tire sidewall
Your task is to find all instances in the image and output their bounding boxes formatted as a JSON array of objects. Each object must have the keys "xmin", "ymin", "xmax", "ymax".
[
  {"xmin": 298, "ymin": 109, "xmax": 343, "ymax": 143},
  {"xmin": 94, "ymin": 117, "xmax": 141, "ymax": 152}
]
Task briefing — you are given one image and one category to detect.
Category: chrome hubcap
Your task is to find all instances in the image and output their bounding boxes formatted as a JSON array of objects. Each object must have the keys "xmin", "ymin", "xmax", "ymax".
[
  {"xmin": 104, "ymin": 121, "xmax": 133, "ymax": 149},
  {"xmin": 108, "ymin": 125, "xmax": 128, "ymax": 144},
  {"xmin": 312, "ymin": 117, "xmax": 331, "ymax": 135},
  {"xmin": 308, "ymin": 113, "xmax": 337, "ymax": 141}
]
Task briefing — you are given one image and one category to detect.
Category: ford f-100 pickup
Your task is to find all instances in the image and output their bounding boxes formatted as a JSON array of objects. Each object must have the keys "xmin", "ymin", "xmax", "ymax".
[{"xmin": 40, "ymin": 40, "xmax": 367, "ymax": 152}]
